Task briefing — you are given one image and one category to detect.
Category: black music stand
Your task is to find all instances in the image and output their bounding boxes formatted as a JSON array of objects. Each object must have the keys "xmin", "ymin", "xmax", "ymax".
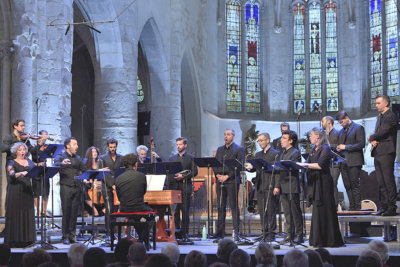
[
  {"xmin": 194, "ymin": 157, "xmax": 222, "ymax": 236},
  {"xmin": 76, "ymin": 170, "xmax": 111, "ymax": 245},
  {"xmin": 26, "ymin": 166, "xmax": 60, "ymax": 249},
  {"xmin": 274, "ymin": 160, "xmax": 306, "ymax": 247}
]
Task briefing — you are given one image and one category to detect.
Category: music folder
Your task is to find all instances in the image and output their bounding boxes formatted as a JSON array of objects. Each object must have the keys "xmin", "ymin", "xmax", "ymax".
[
  {"xmin": 194, "ymin": 157, "xmax": 222, "ymax": 168},
  {"xmin": 75, "ymin": 170, "xmax": 111, "ymax": 180},
  {"xmin": 274, "ymin": 160, "xmax": 305, "ymax": 171},
  {"xmin": 26, "ymin": 166, "xmax": 60, "ymax": 179},
  {"xmin": 39, "ymin": 144, "xmax": 64, "ymax": 160}
]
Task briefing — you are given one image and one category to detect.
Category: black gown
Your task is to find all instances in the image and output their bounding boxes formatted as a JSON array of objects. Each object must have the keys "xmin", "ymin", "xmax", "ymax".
[
  {"xmin": 4, "ymin": 160, "xmax": 36, "ymax": 247},
  {"xmin": 307, "ymin": 144, "xmax": 344, "ymax": 247}
]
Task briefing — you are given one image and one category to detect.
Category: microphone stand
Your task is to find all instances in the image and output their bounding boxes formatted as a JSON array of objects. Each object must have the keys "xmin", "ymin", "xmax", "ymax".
[{"xmin": 77, "ymin": 105, "xmax": 86, "ymax": 240}]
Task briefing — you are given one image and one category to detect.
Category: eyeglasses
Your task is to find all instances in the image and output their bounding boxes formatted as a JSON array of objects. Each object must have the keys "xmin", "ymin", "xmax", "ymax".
[{"xmin": 257, "ymin": 139, "xmax": 267, "ymax": 143}]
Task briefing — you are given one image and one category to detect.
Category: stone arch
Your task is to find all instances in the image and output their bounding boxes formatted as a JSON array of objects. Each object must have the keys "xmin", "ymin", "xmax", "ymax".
[{"xmin": 181, "ymin": 49, "xmax": 202, "ymax": 156}]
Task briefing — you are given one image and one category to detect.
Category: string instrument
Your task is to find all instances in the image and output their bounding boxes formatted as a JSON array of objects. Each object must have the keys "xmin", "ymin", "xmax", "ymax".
[
  {"xmin": 40, "ymin": 144, "xmax": 48, "ymax": 151},
  {"xmin": 150, "ymin": 137, "xmax": 155, "ymax": 163},
  {"xmin": 88, "ymin": 179, "xmax": 104, "ymax": 205},
  {"xmin": 19, "ymin": 133, "xmax": 55, "ymax": 142}
]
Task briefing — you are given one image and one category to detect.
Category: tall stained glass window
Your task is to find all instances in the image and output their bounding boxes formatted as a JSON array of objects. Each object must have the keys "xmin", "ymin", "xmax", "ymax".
[
  {"xmin": 385, "ymin": 0, "xmax": 399, "ymax": 104},
  {"xmin": 245, "ymin": 0, "xmax": 260, "ymax": 113},
  {"xmin": 226, "ymin": 0, "xmax": 241, "ymax": 112},
  {"xmin": 370, "ymin": 0, "xmax": 383, "ymax": 107},
  {"xmin": 326, "ymin": 1, "xmax": 338, "ymax": 111},
  {"xmin": 137, "ymin": 76, "xmax": 144, "ymax": 102},
  {"xmin": 309, "ymin": 2, "xmax": 322, "ymax": 112},
  {"xmin": 293, "ymin": 3, "xmax": 306, "ymax": 113}
]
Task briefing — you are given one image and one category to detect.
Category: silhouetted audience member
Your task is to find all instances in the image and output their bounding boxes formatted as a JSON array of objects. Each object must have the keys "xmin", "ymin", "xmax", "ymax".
[
  {"xmin": 229, "ymin": 249, "xmax": 250, "ymax": 267},
  {"xmin": 37, "ymin": 263, "xmax": 59, "ymax": 267},
  {"xmin": 83, "ymin": 247, "xmax": 107, "ymax": 267},
  {"xmin": 128, "ymin": 242, "xmax": 147, "ymax": 267},
  {"xmin": 315, "ymin": 248, "xmax": 333, "ymax": 267},
  {"xmin": 161, "ymin": 243, "xmax": 180, "ymax": 267},
  {"xmin": 115, "ymin": 238, "xmax": 134, "ymax": 267},
  {"xmin": 216, "ymin": 238, "xmax": 238, "ymax": 265},
  {"xmin": 105, "ymin": 264, "xmax": 122, "ymax": 267},
  {"xmin": 282, "ymin": 249, "xmax": 308, "ymax": 267},
  {"xmin": 184, "ymin": 250, "xmax": 207, "ymax": 267},
  {"xmin": 68, "ymin": 243, "xmax": 88, "ymax": 267},
  {"xmin": 368, "ymin": 240, "xmax": 390, "ymax": 267},
  {"xmin": 255, "ymin": 243, "xmax": 277, "ymax": 267},
  {"xmin": 304, "ymin": 250, "xmax": 323, "ymax": 267},
  {"xmin": 210, "ymin": 263, "xmax": 229, "ymax": 267},
  {"xmin": 0, "ymin": 244, "xmax": 11, "ymax": 267},
  {"xmin": 22, "ymin": 248, "xmax": 52, "ymax": 267},
  {"xmin": 356, "ymin": 249, "xmax": 383, "ymax": 267},
  {"xmin": 144, "ymin": 254, "xmax": 172, "ymax": 267}
]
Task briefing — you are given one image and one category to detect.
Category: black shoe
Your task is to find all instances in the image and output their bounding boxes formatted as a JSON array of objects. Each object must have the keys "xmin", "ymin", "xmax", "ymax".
[
  {"xmin": 382, "ymin": 208, "xmax": 396, "ymax": 216},
  {"xmin": 210, "ymin": 233, "xmax": 223, "ymax": 239},
  {"xmin": 62, "ymin": 239, "xmax": 70, "ymax": 245},
  {"xmin": 254, "ymin": 234, "xmax": 264, "ymax": 242},
  {"xmin": 374, "ymin": 208, "xmax": 387, "ymax": 216},
  {"xmin": 293, "ymin": 235, "xmax": 304, "ymax": 243},
  {"xmin": 280, "ymin": 236, "xmax": 292, "ymax": 244}
]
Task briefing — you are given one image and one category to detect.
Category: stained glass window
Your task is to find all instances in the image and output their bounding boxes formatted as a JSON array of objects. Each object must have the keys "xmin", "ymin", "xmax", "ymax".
[
  {"xmin": 226, "ymin": 0, "xmax": 241, "ymax": 112},
  {"xmin": 385, "ymin": 0, "xmax": 399, "ymax": 104},
  {"xmin": 309, "ymin": 2, "xmax": 322, "ymax": 112},
  {"xmin": 370, "ymin": 0, "xmax": 383, "ymax": 108},
  {"xmin": 293, "ymin": 3, "xmax": 306, "ymax": 113},
  {"xmin": 245, "ymin": 0, "xmax": 260, "ymax": 113},
  {"xmin": 326, "ymin": 1, "xmax": 339, "ymax": 112},
  {"xmin": 137, "ymin": 76, "xmax": 144, "ymax": 102}
]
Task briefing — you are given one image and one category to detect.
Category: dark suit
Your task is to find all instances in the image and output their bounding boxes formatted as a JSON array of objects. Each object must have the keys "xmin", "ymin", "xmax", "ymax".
[
  {"xmin": 213, "ymin": 142, "xmax": 245, "ymax": 236},
  {"xmin": 369, "ymin": 109, "xmax": 398, "ymax": 211},
  {"xmin": 276, "ymin": 147, "xmax": 303, "ymax": 238},
  {"xmin": 249, "ymin": 147, "xmax": 280, "ymax": 238},
  {"xmin": 168, "ymin": 152, "xmax": 198, "ymax": 237},
  {"xmin": 327, "ymin": 128, "xmax": 341, "ymax": 205},
  {"xmin": 338, "ymin": 122, "xmax": 365, "ymax": 210}
]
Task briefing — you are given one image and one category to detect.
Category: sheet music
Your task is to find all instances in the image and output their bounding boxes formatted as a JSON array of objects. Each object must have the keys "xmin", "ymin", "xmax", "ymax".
[{"xmin": 146, "ymin": 174, "xmax": 166, "ymax": 191}]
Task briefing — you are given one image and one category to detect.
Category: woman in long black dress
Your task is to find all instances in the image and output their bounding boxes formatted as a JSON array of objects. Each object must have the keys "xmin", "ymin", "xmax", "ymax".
[
  {"xmin": 297, "ymin": 127, "xmax": 344, "ymax": 247},
  {"xmin": 4, "ymin": 142, "xmax": 37, "ymax": 247}
]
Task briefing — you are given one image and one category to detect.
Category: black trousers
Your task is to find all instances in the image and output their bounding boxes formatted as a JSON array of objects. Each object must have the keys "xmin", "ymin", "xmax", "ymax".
[
  {"xmin": 216, "ymin": 182, "xmax": 240, "ymax": 235},
  {"xmin": 280, "ymin": 193, "xmax": 303, "ymax": 238},
  {"xmin": 257, "ymin": 189, "xmax": 277, "ymax": 237},
  {"xmin": 103, "ymin": 188, "xmax": 115, "ymax": 236},
  {"xmin": 374, "ymin": 153, "xmax": 397, "ymax": 210},
  {"xmin": 340, "ymin": 164, "xmax": 361, "ymax": 210},
  {"xmin": 60, "ymin": 185, "xmax": 81, "ymax": 240},
  {"xmin": 174, "ymin": 192, "xmax": 191, "ymax": 237},
  {"xmin": 330, "ymin": 167, "xmax": 341, "ymax": 205}
]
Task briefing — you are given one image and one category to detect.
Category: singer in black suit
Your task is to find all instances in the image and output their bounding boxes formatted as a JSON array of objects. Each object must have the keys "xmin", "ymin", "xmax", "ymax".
[
  {"xmin": 368, "ymin": 95, "xmax": 398, "ymax": 216},
  {"xmin": 272, "ymin": 122, "xmax": 299, "ymax": 152},
  {"xmin": 213, "ymin": 129, "xmax": 245, "ymax": 240},
  {"xmin": 168, "ymin": 137, "xmax": 198, "ymax": 241},
  {"xmin": 336, "ymin": 111, "xmax": 365, "ymax": 210},
  {"xmin": 275, "ymin": 130, "xmax": 303, "ymax": 244},
  {"xmin": 322, "ymin": 116, "xmax": 341, "ymax": 205},
  {"xmin": 247, "ymin": 133, "xmax": 280, "ymax": 241}
]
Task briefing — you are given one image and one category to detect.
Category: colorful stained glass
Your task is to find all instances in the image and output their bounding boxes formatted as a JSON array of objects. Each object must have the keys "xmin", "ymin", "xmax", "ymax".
[
  {"xmin": 226, "ymin": 0, "xmax": 241, "ymax": 112},
  {"xmin": 245, "ymin": 0, "xmax": 260, "ymax": 113},
  {"xmin": 385, "ymin": 0, "xmax": 399, "ymax": 104},
  {"xmin": 326, "ymin": 1, "xmax": 338, "ymax": 112},
  {"xmin": 309, "ymin": 2, "xmax": 322, "ymax": 112},
  {"xmin": 293, "ymin": 3, "xmax": 306, "ymax": 113},
  {"xmin": 137, "ymin": 76, "xmax": 144, "ymax": 102},
  {"xmin": 370, "ymin": 0, "xmax": 383, "ymax": 108}
]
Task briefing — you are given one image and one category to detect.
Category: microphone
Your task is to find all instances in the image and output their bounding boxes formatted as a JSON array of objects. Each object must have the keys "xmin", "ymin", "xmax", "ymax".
[
  {"xmin": 36, "ymin": 98, "xmax": 40, "ymax": 105},
  {"xmin": 80, "ymin": 104, "xmax": 87, "ymax": 111},
  {"xmin": 297, "ymin": 108, "xmax": 303, "ymax": 120},
  {"xmin": 318, "ymin": 104, "xmax": 323, "ymax": 114}
]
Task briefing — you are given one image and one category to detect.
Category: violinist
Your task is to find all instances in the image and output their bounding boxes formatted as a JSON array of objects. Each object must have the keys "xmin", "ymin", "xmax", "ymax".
[{"xmin": 30, "ymin": 130, "xmax": 51, "ymax": 217}]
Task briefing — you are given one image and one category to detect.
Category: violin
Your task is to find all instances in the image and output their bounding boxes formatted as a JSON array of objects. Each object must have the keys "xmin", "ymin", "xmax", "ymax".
[
  {"xmin": 19, "ymin": 133, "xmax": 54, "ymax": 142},
  {"xmin": 40, "ymin": 144, "xmax": 49, "ymax": 151}
]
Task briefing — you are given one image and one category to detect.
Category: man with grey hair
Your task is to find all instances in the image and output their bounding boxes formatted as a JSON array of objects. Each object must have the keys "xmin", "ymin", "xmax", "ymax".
[
  {"xmin": 356, "ymin": 249, "xmax": 383, "ymax": 267},
  {"xmin": 368, "ymin": 240, "xmax": 389, "ymax": 266},
  {"xmin": 282, "ymin": 249, "xmax": 308, "ymax": 267},
  {"xmin": 128, "ymin": 242, "xmax": 147, "ymax": 267},
  {"xmin": 136, "ymin": 145, "xmax": 161, "ymax": 164},
  {"xmin": 161, "ymin": 243, "xmax": 180, "ymax": 267},
  {"xmin": 68, "ymin": 243, "xmax": 88, "ymax": 267}
]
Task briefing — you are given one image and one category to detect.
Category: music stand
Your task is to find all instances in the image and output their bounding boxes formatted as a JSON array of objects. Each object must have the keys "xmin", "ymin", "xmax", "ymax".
[
  {"xmin": 76, "ymin": 170, "xmax": 111, "ymax": 245},
  {"xmin": 194, "ymin": 157, "xmax": 222, "ymax": 236},
  {"xmin": 39, "ymin": 144, "xmax": 64, "ymax": 231},
  {"xmin": 274, "ymin": 160, "xmax": 306, "ymax": 247},
  {"xmin": 26, "ymin": 166, "xmax": 60, "ymax": 249}
]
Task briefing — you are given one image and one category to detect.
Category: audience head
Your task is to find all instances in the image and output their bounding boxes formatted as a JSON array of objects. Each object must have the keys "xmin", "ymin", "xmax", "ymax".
[
  {"xmin": 315, "ymin": 248, "xmax": 332, "ymax": 265},
  {"xmin": 356, "ymin": 249, "xmax": 383, "ymax": 267},
  {"xmin": 144, "ymin": 254, "xmax": 172, "ymax": 267},
  {"xmin": 210, "ymin": 263, "xmax": 229, "ymax": 267},
  {"xmin": 217, "ymin": 238, "xmax": 238, "ymax": 264},
  {"xmin": 161, "ymin": 243, "xmax": 180, "ymax": 266},
  {"xmin": 83, "ymin": 247, "xmax": 107, "ymax": 267},
  {"xmin": 114, "ymin": 238, "xmax": 134, "ymax": 264},
  {"xmin": 368, "ymin": 240, "xmax": 389, "ymax": 264},
  {"xmin": 37, "ymin": 263, "xmax": 59, "ymax": 267},
  {"xmin": 22, "ymin": 248, "xmax": 52, "ymax": 267},
  {"xmin": 68, "ymin": 243, "xmax": 88, "ymax": 267},
  {"xmin": 184, "ymin": 250, "xmax": 207, "ymax": 267},
  {"xmin": 128, "ymin": 242, "xmax": 147, "ymax": 266},
  {"xmin": 0, "ymin": 244, "xmax": 11, "ymax": 266},
  {"xmin": 229, "ymin": 249, "xmax": 250, "ymax": 267},
  {"xmin": 255, "ymin": 243, "xmax": 277, "ymax": 266},
  {"xmin": 304, "ymin": 250, "xmax": 323, "ymax": 267},
  {"xmin": 282, "ymin": 249, "xmax": 308, "ymax": 267}
]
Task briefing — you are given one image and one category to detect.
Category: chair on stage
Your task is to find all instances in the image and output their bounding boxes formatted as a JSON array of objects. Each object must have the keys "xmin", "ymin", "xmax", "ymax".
[{"xmin": 361, "ymin": 199, "xmax": 377, "ymax": 211}]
